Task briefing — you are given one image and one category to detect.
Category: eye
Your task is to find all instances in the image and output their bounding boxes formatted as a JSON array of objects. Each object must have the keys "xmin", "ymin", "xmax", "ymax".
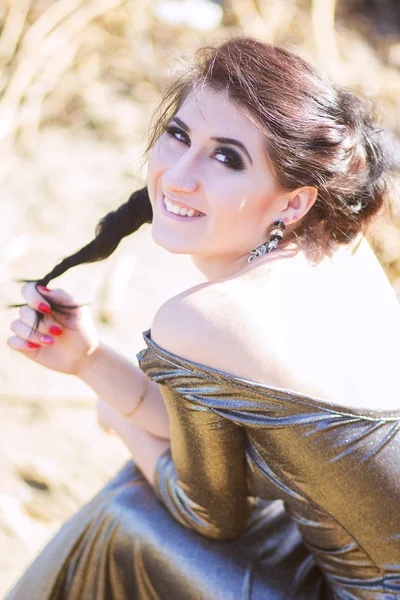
[
  {"xmin": 165, "ymin": 125, "xmax": 189, "ymax": 145},
  {"xmin": 213, "ymin": 148, "xmax": 245, "ymax": 171},
  {"xmin": 164, "ymin": 125, "xmax": 245, "ymax": 172}
]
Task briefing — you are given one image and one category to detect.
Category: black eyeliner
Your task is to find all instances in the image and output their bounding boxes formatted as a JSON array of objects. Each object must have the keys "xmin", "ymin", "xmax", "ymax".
[{"xmin": 165, "ymin": 125, "xmax": 245, "ymax": 171}]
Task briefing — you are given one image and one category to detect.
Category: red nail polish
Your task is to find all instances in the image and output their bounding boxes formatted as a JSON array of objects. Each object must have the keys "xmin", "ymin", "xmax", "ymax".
[
  {"xmin": 49, "ymin": 325, "xmax": 62, "ymax": 336},
  {"xmin": 28, "ymin": 341, "xmax": 40, "ymax": 348},
  {"xmin": 38, "ymin": 302, "xmax": 51, "ymax": 314},
  {"xmin": 38, "ymin": 286, "xmax": 51, "ymax": 293}
]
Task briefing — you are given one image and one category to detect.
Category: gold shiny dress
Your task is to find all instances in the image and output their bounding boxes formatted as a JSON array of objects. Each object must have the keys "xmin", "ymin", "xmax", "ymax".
[{"xmin": 6, "ymin": 329, "xmax": 400, "ymax": 599}]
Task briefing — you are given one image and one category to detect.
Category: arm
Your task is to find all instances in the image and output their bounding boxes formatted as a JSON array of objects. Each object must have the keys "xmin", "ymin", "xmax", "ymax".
[
  {"xmin": 142, "ymin": 296, "xmax": 254, "ymax": 540},
  {"xmin": 7, "ymin": 283, "xmax": 170, "ymax": 440},
  {"xmin": 153, "ymin": 389, "xmax": 252, "ymax": 540},
  {"xmin": 78, "ymin": 342, "xmax": 170, "ymax": 440},
  {"xmin": 94, "ymin": 398, "xmax": 170, "ymax": 486},
  {"xmin": 92, "ymin": 356, "xmax": 251, "ymax": 540}
]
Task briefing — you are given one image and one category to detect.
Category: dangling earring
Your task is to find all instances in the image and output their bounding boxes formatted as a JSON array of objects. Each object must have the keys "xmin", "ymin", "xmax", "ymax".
[{"xmin": 247, "ymin": 219, "xmax": 286, "ymax": 263}]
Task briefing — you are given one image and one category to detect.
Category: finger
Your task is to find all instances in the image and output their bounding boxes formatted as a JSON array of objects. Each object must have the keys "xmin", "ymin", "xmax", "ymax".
[
  {"xmin": 35, "ymin": 285, "xmax": 79, "ymax": 307},
  {"xmin": 105, "ymin": 428, "xmax": 117, "ymax": 435},
  {"xmin": 10, "ymin": 319, "xmax": 55, "ymax": 346},
  {"xmin": 96, "ymin": 398, "xmax": 121, "ymax": 432},
  {"xmin": 18, "ymin": 305, "xmax": 63, "ymax": 337},
  {"xmin": 7, "ymin": 335, "xmax": 41, "ymax": 354},
  {"xmin": 97, "ymin": 414, "xmax": 116, "ymax": 433},
  {"xmin": 97, "ymin": 417, "xmax": 117, "ymax": 435},
  {"xmin": 21, "ymin": 282, "xmax": 52, "ymax": 314}
]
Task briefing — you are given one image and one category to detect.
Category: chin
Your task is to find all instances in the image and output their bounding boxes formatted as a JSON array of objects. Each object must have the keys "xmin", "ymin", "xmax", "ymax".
[{"xmin": 150, "ymin": 226, "xmax": 198, "ymax": 255}]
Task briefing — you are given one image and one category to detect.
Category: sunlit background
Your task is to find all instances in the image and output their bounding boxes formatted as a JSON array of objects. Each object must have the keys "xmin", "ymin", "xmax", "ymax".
[{"xmin": 1, "ymin": 0, "xmax": 400, "ymax": 595}]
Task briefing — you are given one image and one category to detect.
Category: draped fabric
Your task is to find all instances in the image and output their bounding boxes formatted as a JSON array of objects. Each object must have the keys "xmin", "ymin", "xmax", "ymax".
[{"xmin": 6, "ymin": 329, "xmax": 400, "ymax": 599}]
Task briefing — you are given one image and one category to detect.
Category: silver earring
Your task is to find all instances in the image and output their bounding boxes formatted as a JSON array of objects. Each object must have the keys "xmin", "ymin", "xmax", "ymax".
[{"xmin": 247, "ymin": 219, "xmax": 286, "ymax": 262}]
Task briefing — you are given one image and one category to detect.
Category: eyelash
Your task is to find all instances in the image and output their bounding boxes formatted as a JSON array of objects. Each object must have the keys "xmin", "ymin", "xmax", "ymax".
[{"xmin": 164, "ymin": 125, "xmax": 245, "ymax": 172}]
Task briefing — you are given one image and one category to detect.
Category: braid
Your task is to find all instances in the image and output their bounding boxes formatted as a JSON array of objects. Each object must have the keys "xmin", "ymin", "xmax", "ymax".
[{"xmin": 10, "ymin": 186, "xmax": 152, "ymax": 336}]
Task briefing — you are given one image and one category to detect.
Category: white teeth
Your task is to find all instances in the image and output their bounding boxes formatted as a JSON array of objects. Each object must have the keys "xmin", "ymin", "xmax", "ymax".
[{"xmin": 163, "ymin": 195, "xmax": 204, "ymax": 218}]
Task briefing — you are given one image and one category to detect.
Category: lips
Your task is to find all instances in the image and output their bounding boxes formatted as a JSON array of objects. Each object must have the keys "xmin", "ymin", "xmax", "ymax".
[
  {"xmin": 162, "ymin": 193, "xmax": 205, "ymax": 215},
  {"xmin": 161, "ymin": 194, "xmax": 206, "ymax": 221}
]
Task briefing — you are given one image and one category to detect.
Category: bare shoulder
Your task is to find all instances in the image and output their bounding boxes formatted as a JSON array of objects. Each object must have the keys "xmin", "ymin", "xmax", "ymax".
[
  {"xmin": 151, "ymin": 286, "xmax": 213, "ymax": 360},
  {"xmin": 151, "ymin": 280, "xmax": 238, "ymax": 364},
  {"xmin": 150, "ymin": 242, "xmax": 400, "ymax": 410},
  {"xmin": 150, "ymin": 276, "xmax": 284, "ymax": 383}
]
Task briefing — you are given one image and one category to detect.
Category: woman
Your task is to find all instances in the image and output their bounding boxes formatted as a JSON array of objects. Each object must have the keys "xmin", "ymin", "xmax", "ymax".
[{"xmin": 6, "ymin": 36, "xmax": 400, "ymax": 599}]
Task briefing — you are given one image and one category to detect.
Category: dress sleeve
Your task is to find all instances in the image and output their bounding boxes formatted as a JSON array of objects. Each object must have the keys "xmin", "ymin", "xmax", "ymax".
[{"xmin": 137, "ymin": 334, "xmax": 254, "ymax": 541}]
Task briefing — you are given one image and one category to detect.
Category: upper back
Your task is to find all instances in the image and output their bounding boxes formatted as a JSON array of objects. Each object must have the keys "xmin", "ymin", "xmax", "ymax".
[{"xmin": 152, "ymin": 237, "xmax": 400, "ymax": 412}]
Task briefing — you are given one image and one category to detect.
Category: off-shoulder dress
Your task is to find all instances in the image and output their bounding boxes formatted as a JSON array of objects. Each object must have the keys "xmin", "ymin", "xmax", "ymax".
[{"xmin": 6, "ymin": 329, "xmax": 400, "ymax": 599}]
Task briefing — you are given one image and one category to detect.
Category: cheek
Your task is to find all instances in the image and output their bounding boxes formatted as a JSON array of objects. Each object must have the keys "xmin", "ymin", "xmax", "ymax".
[
  {"xmin": 209, "ymin": 185, "xmax": 263, "ymax": 222},
  {"xmin": 146, "ymin": 138, "xmax": 179, "ymax": 198},
  {"xmin": 146, "ymin": 144, "xmax": 164, "ymax": 204},
  {"xmin": 147, "ymin": 143, "xmax": 162, "ymax": 171}
]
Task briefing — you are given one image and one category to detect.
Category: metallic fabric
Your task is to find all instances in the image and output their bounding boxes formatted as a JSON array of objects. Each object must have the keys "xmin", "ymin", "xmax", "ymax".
[{"xmin": 6, "ymin": 329, "xmax": 400, "ymax": 599}]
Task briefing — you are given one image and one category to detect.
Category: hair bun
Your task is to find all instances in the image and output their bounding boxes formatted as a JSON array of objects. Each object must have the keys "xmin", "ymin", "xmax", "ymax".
[{"xmin": 337, "ymin": 89, "xmax": 386, "ymax": 180}]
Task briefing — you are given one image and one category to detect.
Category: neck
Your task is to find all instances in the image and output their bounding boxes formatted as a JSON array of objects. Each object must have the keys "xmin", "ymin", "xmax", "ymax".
[
  {"xmin": 190, "ymin": 233, "xmax": 366, "ymax": 283},
  {"xmin": 190, "ymin": 239, "xmax": 302, "ymax": 282},
  {"xmin": 190, "ymin": 253, "xmax": 248, "ymax": 282}
]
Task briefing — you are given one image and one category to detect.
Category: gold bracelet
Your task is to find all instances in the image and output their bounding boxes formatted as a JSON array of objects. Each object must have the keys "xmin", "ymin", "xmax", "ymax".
[{"xmin": 121, "ymin": 376, "xmax": 149, "ymax": 419}]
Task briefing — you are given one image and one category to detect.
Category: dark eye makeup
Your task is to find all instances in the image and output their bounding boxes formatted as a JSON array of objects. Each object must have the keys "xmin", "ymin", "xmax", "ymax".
[{"xmin": 164, "ymin": 125, "xmax": 246, "ymax": 172}]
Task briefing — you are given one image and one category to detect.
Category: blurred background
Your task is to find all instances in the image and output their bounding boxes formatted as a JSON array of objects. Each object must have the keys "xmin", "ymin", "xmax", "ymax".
[{"xmin": 1, "ymin": 0, "xmax": 400, "ymax": 595}]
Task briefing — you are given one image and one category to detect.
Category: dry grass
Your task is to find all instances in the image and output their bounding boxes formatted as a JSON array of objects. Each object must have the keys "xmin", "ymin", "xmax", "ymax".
[
  {"xmin": 0, "ymin": 0, "xmax": 399, "ymax": 279},
  {"xmin": 0, "ymin": 1, "xmax": 400, "ymax": 596}
]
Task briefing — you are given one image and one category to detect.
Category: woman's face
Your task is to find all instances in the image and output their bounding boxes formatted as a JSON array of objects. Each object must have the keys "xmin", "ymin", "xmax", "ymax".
[{"xmin": 146, "ymin": 86, "xmax": 285, "ymax": 264}]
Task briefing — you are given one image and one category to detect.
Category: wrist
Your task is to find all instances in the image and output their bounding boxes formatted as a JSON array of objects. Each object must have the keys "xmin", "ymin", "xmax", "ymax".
[{"xmin": 75, "ymin": 342, "xmax": 103, "ymax": 381}]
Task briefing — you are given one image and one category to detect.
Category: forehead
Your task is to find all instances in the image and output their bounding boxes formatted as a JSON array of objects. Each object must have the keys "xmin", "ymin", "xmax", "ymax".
[{"xmin": 176, "ymin": 87, "xmax": 266, "ymax": 151}]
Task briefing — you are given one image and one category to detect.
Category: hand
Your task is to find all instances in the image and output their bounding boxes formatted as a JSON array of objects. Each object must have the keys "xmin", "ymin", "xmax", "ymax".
[
  {"xmin": 96, "ymin": 397, "xmax": 119, "ymax": 435},
  {"xmin": 7, "ymin": 282, "xmax": 99, "ymax": 376}
]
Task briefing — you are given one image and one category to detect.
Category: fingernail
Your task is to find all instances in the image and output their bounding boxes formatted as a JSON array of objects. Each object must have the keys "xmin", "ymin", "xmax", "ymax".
[
  {"xmin": 40, "ymin": 335, "xmax": 54, "ymax": 345},
  {"xmin": 28, "ymin": 341, "xmax": 40, "ymax": 348},
  {"xmin": 38, "ymin": 286, "xmax": 51, "ymax": 293},
  {"xmin": 49, "ymin": 325, "xmax": 62, "ymax": 336},
  {"xmin": 38, "ymin": 302, "xmax": 51, "ymax": 314}
]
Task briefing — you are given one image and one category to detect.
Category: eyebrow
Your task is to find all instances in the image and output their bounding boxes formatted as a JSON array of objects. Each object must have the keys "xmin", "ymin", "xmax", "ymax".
[{"xmin": 171, "ymin": 116, "xmax": 253, "ymax": 166}]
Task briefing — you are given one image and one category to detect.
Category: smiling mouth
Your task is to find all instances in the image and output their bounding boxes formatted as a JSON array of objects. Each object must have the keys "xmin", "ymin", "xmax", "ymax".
[{"xmin": 162, "ymin": 195, "xmax": 206, "ymax": 218}]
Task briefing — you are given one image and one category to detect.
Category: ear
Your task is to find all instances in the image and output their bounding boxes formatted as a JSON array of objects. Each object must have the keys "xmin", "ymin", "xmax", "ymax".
[{"xmin": 281, "ymin": 186, "xmax": 318, "ymax": 223}]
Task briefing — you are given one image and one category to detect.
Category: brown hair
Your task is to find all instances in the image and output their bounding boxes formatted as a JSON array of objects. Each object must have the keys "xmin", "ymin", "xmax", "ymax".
[
  {"xmin": 146, "ymin": 37, "xmax": 388, "ymax": 255},
  {"xmin": 12, "ymin": 36, "xmax": 389, "ymax": 334}
]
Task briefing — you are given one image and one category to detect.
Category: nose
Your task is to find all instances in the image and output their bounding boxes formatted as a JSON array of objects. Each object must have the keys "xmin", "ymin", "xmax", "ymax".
[{"xmin": 162, "ymin": 148, "xmax": 199, "ymax": 195}]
